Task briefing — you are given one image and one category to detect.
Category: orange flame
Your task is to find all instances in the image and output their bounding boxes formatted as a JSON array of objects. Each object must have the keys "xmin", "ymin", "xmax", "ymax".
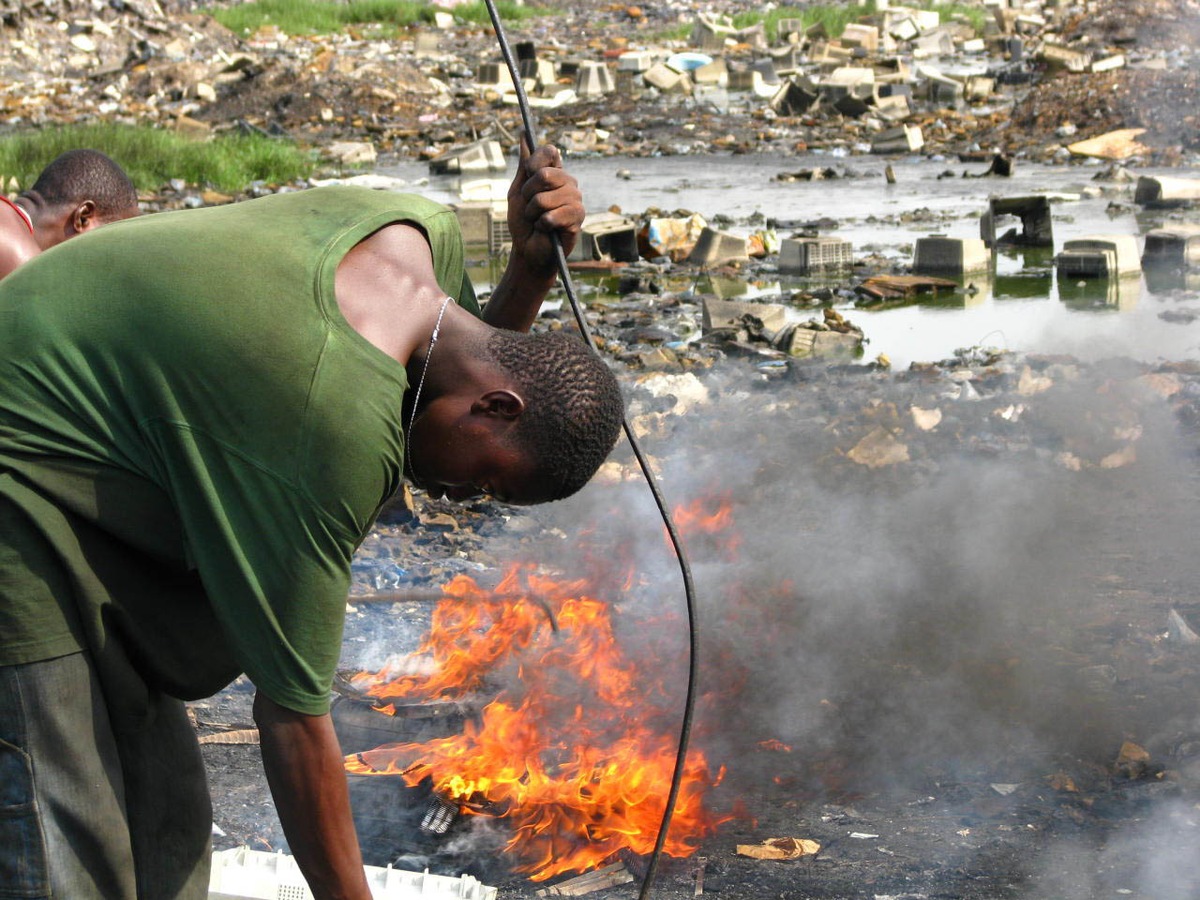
[
  {"xmin": 670, "ymin": 492, "xmax": 741, "ymax": 560},
  {"xmin": 345, "ymin": 497, "xmax": 740, "ymax": 881},
  {"xmin": 758, "ymin": 739, "xmax": 792, "ymax": 753}
]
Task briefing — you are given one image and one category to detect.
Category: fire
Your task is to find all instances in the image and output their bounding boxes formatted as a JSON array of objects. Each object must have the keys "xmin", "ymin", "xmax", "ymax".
[
  {"xmin": 670, "ymin": 492, "xmax": 741, "ymax": 560},
  {"xmin": 345, "ymin": 497, "xmax": 739, "ymax": 881},
  {"xmin": 758, "ymin": 739, "xmax": 792, "ymax": 753}
]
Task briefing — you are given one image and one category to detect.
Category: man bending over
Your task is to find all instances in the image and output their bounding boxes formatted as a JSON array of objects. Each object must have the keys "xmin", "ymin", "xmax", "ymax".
[{"xmin": 0, "ymin": 144, "xmax": 623, "ymax": 899}]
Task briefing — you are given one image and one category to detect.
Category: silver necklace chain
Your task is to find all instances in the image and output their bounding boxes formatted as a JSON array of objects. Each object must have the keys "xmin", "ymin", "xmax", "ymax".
[{"xmin": 405, "ymin": 294, "xmax": 453, "ymax": 481}]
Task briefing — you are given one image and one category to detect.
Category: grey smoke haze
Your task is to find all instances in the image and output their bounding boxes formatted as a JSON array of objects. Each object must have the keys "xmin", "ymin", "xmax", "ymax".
[{"xmin": 531, "ymin": 357, "xmax": 1200, "ymax": 893}]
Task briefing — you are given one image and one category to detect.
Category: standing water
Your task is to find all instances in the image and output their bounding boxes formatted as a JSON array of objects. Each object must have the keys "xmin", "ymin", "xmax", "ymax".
[{"xmin": 377, "ymin": 153, "xmax": 1200, "ymax": 368}]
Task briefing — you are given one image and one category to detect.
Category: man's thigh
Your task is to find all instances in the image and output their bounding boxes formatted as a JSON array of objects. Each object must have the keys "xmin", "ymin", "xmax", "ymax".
[
  {"xmin": 0, "ymin": 653, "xmax": 212, "ymax": 900},
  {"xmin": 0, "ymin": 652, "xmax": 136, "ymax": 899},
  {"xmin": 111, "ymin": 681, "xmax": 213, "ymax": 900}
]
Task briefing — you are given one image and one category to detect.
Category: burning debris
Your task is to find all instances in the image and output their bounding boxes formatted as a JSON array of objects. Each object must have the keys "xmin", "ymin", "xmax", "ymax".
[{"xmin": 340, "ymin": 562, "xmax": 733, "ymax": 883}]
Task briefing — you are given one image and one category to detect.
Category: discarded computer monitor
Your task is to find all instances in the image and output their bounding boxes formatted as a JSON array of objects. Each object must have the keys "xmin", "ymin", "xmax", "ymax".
[
  {"xmin": 453, "ymin": 201, "xmax": 510, "ymax": 255},
  {"xmin": 568, "ymin": 211, "xmax": 640, "ymax": 263},
  {"xmin": 770, "ymin": 78, "xmax": 818, "ymax": 116},
  {"xmin": 617, "ymin": 50, "xmax": 658, "ymax": 73},
  {"xmin": 913, "ymin": 236, "xmax": 991, "ymax": 276},
  {"xmin": 980, "ymin": 195, "xmax": 1054, "ymax": 248},
  {"xmin": 1142, "ymin": 225, "xmax": 1200, "ymax": 269},
  {"xmin": 819, "ymin": 66, "xmax": 875, "ymax": 103},
  {"xmin": 1134, "ymin": 176, "xmax": 1200, "ymax": 208},
  {"xmin": 1055, "ymin": 235, "xmax": 1141, "ymax": 279},
  {"xmin": 688, "ymin": 227, "xmax": 750, "ymax": 267},
  {"xmin": 519, "ymin": 57, "xmax": 555, "ymax": 89},
  {"xmin": 574, "ymin": 61, "xmax": 615, "ymax": 97},
  {"xmin": 768, "ymin": 44, "xmax": 805, "ymax": 76},
  {"xmin": 871, "ymin": 124, "xmax": 924, "ymax": 154},
  {"xmin": 429, "ymin": 139, "xmax": 506, "ymax": 175},
  {"xmin": 474, "ymin": 62, "xmax": 515, "ymax": 92}
]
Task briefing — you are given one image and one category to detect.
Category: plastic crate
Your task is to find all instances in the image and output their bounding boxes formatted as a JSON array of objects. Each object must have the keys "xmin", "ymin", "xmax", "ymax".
[{"xmin": 208, "ymin": 847, "xmax": 497, "ymax": 900}]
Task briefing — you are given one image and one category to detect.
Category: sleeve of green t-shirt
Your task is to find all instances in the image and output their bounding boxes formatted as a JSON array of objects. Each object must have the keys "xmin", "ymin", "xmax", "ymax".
[{"xmin": 458, "ymin": 271, "xmax": 481, "ymax": 318}]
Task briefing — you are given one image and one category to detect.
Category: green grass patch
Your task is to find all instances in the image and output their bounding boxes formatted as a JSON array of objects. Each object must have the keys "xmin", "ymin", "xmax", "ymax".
[
  {"xmin": 928, "ymin": 2, "xmax": 988, "ymax": 34},
  {"xmin": 667, "ymin": 0, "xmax": 985, "ymax": 43},
  {"xmin": 0, "ymin": 123, "xmax": 315, "ymax": 193},
  {"xmin": 207, "ymin": 0, "xmax": 542, "ymax": 37},
  {"xmin": 451, "ymin": 0, "xmax": 543, "ymax": 28},
  {"xmin": 732, "ymin": 3, "xmax": 877, "ymax": 42}
]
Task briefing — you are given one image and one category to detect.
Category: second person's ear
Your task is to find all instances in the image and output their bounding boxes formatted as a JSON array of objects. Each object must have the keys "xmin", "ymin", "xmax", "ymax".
[{"xmin": 71, "ymin": 200, "xmax": 98, "ymax": 234}]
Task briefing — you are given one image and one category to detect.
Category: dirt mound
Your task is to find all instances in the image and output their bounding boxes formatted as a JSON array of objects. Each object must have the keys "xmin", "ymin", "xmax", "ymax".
[
  {"xmin": 987, "ymin": 67, "xmax": 1200, "ymax": 159},
  {"xmin": 2, "ymin": 0, "xmax": 1198, "ymax": 168}
]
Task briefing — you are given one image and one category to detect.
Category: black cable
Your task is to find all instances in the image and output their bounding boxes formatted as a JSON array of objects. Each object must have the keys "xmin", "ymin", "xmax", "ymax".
[{"xmin": 478, "ymin": 5, "xmax": 701, "ymax": 897}]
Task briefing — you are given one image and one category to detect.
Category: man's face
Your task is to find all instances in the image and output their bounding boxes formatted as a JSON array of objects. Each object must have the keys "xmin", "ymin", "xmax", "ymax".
[{"xmin": 406, "ymin": 403, "xmax": 557, "ymax": 506}]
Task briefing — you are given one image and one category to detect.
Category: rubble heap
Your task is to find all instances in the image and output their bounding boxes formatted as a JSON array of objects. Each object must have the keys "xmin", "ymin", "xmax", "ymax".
[{"xmin": 1, "ymin": 0, "xmax": 1197, "ymax": 165}]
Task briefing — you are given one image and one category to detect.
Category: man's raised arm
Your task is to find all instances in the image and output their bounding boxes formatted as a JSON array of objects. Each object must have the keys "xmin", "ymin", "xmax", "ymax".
[{"xmin": 482, "ymin": 143, "xmax": 584, "ymax": 333}]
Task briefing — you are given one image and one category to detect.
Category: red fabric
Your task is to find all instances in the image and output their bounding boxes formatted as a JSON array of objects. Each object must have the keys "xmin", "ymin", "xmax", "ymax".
[{"xmin": 0, "ymin": 195, "xmax": 34, "ymax": 234}]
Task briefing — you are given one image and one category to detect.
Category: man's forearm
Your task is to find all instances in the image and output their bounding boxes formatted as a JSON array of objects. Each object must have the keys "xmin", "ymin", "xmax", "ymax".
[
  {"xmin": 254, "ymin": 693, "xmax": 372, "ymax": 900},
  {"xmin": 481, "ymin": 252, "xmax": 560, "ymax": 333}
]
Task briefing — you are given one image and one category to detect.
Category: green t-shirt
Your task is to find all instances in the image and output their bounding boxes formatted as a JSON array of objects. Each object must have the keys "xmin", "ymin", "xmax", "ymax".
[{"xmin": 0, "ymin": 186, "xmax": 478, "ymax": 716}]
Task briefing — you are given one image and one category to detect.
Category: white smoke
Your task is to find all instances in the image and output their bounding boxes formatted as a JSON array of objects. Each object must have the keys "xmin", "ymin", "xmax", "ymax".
[{"xmin": 527, "ymin": 353, "xmax": 1200, "ymax": 893}]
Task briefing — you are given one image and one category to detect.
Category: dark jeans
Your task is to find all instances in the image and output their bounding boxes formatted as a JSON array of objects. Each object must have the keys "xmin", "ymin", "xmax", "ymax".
[{"xmin": 0, "ymin": 652, "xmax": 212, "ymax": 899}]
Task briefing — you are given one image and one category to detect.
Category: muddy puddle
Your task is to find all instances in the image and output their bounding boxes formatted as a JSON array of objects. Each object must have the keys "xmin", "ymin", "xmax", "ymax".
[{"xmin": 378, "ymin": 154, "xmax": 1200, "ymax": 369}]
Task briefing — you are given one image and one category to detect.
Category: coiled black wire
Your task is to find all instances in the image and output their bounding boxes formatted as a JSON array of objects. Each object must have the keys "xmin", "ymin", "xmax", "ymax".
[{"xmin": 477, "ymin": 4, "xmax": 701, "ymax": 896}]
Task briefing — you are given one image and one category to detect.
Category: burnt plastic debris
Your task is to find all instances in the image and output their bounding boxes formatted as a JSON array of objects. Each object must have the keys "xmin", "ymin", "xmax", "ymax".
[{"xmin": 421, "ymin": 795, "xmax": 460, "ymax": 834}]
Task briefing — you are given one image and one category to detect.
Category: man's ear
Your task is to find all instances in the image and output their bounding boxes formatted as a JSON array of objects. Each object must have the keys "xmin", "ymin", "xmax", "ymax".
[
  {"xmin": 473, "ymin": 389, "xmax": 525, "ymax": 420},
  {"xmin": 70, "ymin": 200, "xmax": 98, "ymax": 234}
]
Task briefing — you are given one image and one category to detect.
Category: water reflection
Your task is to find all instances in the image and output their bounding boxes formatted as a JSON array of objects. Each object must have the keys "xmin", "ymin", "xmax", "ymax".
[
  {"xmin": 996, "ymin": 244, "xmax": 1056, "ymax": 274},
  {"xmin": 1144, "ymin": 266, "xmax": 1200, "ymax": 294},
  {"xmin": 420, "ymin": 155, "xmax": 1200, "ymax": 367},
  {"xmin": 704, "ymin": 275, "xmax": 749, "ymax": 300},
  {"xmin": 1058, "ymin": 274, "xmax": 1143, "ymax": 312},
  {"xmin": 992, "ymin": 272, "xmax": 1054, "ymax": 301}
]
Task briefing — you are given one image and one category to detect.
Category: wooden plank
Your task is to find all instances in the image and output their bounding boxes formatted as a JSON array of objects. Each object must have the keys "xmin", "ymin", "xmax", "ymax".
[
  {"xmin": 536, "ymin": 862, "xmax": 635, "ymax": 897},
  {"xmin": 197, "ymin": 729, "xmax": 260, "ymax": 745}
]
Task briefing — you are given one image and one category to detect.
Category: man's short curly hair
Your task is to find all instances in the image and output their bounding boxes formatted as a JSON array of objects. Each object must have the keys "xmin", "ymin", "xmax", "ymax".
[
  {"xmin": 485, "ymin": 329, "xmax": 623, "ymax": 500},
  {"xmin": 31, "ymin": 149, "xmax": 138, "ymax": 220}
]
